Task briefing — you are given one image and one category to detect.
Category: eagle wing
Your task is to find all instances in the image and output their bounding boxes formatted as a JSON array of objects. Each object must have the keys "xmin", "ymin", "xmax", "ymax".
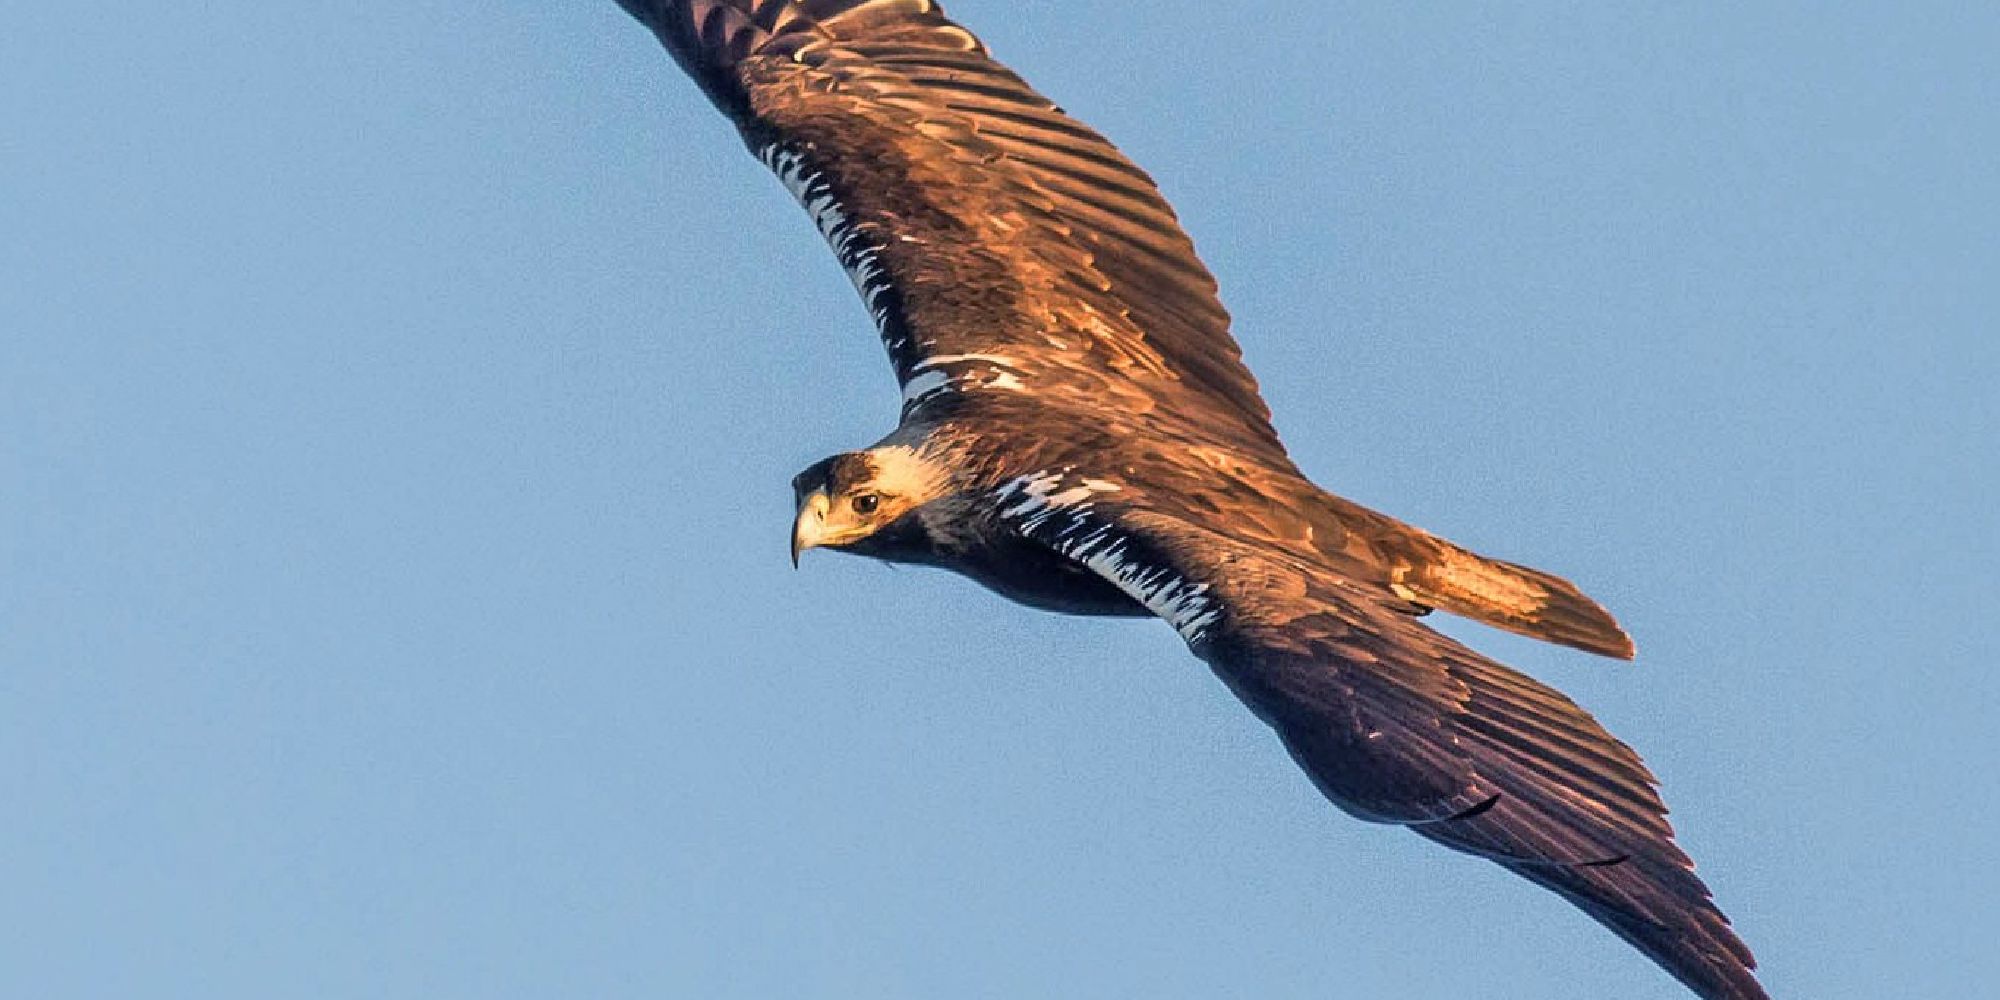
[
  {"xmin": 616, "ymin": 0, "xmax": 1283, "ymax": 457},
  {"xmin": 994, "ymin": 472, "xmax": 1766, "ymax": 1000}
]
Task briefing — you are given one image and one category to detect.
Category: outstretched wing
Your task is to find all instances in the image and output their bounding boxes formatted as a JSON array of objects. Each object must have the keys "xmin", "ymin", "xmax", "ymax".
[
  {"xmin": 994, "ymin": 471, "xmax": 1766, "ymax": 1000},
  {"xmin": 615, "ymin": 0, "xmax": 1283, "ymax": 456}
]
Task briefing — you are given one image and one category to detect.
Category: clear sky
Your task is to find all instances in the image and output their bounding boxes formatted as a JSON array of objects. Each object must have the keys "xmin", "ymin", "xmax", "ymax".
[{"xmin": 3, "ymin": 3, "xmax": 1995, "ymax": 998}]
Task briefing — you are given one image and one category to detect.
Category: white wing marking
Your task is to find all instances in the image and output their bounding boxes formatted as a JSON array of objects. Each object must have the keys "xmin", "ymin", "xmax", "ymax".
[
  {"xmin": 996, "ymin": 471, "xmax": 1222, "ymax": 643},
  {"xmin": 762, "ymin": 143, "xmax": 1036, "ymax": 410},
  {"xmin": 760, "ymin": 143, "xmax": 904, "ymax": 358}
]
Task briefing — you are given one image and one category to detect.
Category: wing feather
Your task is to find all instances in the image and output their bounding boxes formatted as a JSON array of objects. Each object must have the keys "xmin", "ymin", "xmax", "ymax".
[
  {"xmin": 993, "ymin": 485, "xmax": 1766, "ymax": 1000},
  {"xmin": 616, "ymin": 0, "xmax": 1281, "ymax": 454}
]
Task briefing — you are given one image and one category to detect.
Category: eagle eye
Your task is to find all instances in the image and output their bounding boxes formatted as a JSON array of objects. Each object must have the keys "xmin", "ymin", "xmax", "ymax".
[{"xmin": 851, "ymin": 493, "xmax": 881, "ymax": 515}]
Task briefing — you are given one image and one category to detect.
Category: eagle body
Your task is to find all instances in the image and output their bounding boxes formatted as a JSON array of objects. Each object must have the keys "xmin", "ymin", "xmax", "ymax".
[
  {"xmin": 613, "ymin": 2, "xmax": 1766, "ymax": 998},
  {"xmin": 813, "ymin": 410, "xmax": 1634, "ymax": 651}
]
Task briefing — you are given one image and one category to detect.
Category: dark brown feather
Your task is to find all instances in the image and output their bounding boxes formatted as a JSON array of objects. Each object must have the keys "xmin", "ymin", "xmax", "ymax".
[
  {"xmin": 995, "ymin": 497, "xmax": 1765, "ymax": 999},
  {"xmin": 616, "ymin": 0, "xmax": 1284, "ymax": 455}
]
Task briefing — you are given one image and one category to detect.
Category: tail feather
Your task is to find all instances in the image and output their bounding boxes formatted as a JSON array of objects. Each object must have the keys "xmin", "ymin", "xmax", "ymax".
[{"xmin": 1394, "ymin": 547, "xmax": 1636, "ymax": 659}]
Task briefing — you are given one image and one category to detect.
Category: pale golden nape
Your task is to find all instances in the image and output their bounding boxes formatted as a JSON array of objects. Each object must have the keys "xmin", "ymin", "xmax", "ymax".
[{"xmin": 862, "ymin": 444, "xmax": 951, "ymax": 504}]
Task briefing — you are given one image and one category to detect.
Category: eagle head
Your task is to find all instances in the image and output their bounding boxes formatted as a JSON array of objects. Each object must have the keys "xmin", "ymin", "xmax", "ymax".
[{"xmin": 790, "ymin": 446, "xmax": 949, "ymax": 566}]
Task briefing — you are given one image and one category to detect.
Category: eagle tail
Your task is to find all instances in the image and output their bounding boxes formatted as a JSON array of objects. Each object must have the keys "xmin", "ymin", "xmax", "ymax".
[{"xmin": 1398, "ymin": 545, "xmax": 1636, "ymax": 659}]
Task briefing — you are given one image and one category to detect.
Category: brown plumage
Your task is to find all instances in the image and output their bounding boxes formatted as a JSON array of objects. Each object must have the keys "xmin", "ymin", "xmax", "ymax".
[{"xmin": 613, "ymin": 2, "xmax": 1763, "ymax": 997}]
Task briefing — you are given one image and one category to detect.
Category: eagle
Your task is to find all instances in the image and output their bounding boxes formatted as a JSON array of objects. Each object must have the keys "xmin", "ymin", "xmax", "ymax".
[{"xmin": 612, "ymin": 2, "xmax": 1765, "ymax": 997}]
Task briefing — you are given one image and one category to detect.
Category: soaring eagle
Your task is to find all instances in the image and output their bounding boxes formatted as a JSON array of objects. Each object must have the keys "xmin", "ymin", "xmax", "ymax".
[{"xmin": 612, "ymin": 2, "xmax": 1765, "ymax": 997}]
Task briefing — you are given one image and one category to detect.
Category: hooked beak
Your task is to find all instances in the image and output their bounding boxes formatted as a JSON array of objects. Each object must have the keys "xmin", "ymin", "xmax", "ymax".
[{"xmin": 791, "ymin": 488, "xmax": 831, "ymax": 568}]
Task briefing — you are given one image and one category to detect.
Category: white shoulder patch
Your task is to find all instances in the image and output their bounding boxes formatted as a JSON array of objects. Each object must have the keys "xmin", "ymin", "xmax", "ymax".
[
  {"xmin": 899, "ymin": 369, "xmax": 953, "ymax": 407},
  {"xmin": 901, "ymin": 353, "xmax": 1032, "ymax": 410}
]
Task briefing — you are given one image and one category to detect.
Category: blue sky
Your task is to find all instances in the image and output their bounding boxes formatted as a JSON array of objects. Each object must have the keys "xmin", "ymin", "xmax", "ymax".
[{"xmin": 3, "ymin": 3, "xmax": 1995, "ymax": 997}]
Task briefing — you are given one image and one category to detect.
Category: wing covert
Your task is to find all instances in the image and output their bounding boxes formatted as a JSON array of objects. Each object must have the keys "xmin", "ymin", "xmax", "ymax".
[{"xmin": 616, "ymin": 0, "xmax": 1283, "ymax": 454}]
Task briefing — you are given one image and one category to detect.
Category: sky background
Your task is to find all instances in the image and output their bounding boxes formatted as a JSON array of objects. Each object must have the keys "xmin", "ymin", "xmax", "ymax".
[{"xmin": 3, "ymin": 3, "xmax": 1996, "ymax": 998}]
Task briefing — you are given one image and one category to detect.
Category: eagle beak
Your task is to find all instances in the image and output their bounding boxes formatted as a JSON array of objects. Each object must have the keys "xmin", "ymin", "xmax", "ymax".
[{"xmin": 791, "ymin": 488, "xmax": 832, "ymax": 568}]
